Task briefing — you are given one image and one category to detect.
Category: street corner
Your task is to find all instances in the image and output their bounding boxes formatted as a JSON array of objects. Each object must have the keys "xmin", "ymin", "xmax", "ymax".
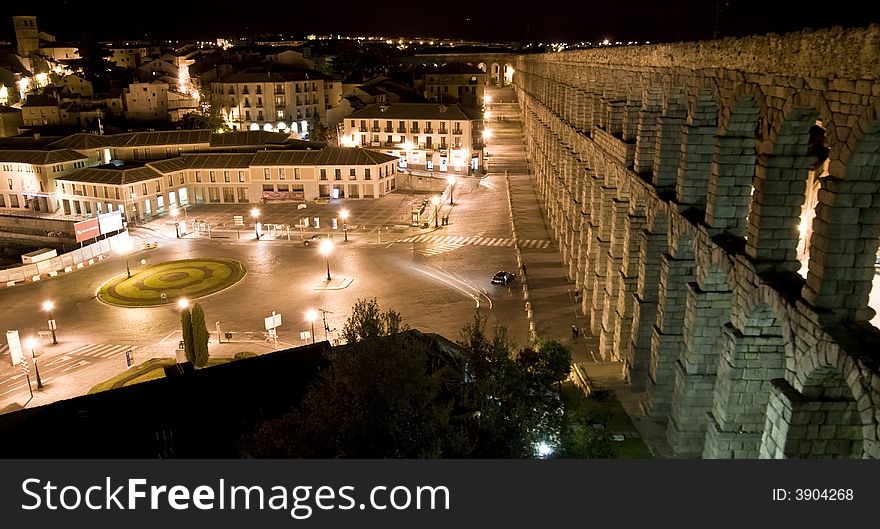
[{"xmin": 313, "ymin": 276, "xmax": 354, "ymax": 290}]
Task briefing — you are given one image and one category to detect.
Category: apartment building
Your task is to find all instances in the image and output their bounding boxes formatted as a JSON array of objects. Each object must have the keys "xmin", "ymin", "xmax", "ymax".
[
  {"xmin": 423, "ymin": 63, "xmax": 486, "ymax": 108},
  {"xmin": 341, "ymin": 103, "xmax": 485, "ymax": 175},
  {"xmin": 53, "ymin": 146, "xmax": 397, "ymax": 222},
  {"xmin": 212, "ymin": 68, "xmax": 342, "ymax": 135}
]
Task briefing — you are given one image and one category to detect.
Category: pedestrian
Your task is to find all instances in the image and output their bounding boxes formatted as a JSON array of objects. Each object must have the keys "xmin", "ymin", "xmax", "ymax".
[
  {"xmin": 574, "ymin": 291, "xmax": 581, "ymax": 304},
  {"xmin": 571, "ymin": 324, "xmax": 579, "ymax": 341},
  {"xmin": 522, "ymin": 263, "xmax": 527, "ymax": 276}
]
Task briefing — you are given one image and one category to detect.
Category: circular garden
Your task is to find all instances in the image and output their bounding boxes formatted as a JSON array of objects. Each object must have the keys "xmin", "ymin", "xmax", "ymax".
[{"xmin": 98, "ymin": 258, "xmax": 247, "ymax": 307}]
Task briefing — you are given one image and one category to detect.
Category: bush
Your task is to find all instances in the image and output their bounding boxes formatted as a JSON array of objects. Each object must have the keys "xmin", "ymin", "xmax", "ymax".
[{"xmin": 233, "ymin": 352, "xmax": 257, "ymax": 360}]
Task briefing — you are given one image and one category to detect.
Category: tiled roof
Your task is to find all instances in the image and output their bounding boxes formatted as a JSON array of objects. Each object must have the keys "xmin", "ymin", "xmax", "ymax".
[
  {"xmin": 22, "ymin": 94, "xmax": 59, "ymax": 107},
  {"xmin": 348, "ymin": 103, "xmax": 481, "ymax": 121},
  {"xmin": 0, "ymin": 136, "xmax": 62, "ymax": 150},
  {"xmin": 145, "ymin": 157, "xmax": 190, "ymax": 173},
  {"xmin": 0, "ymin": 149, "xmax": 88, "ymax": 164},
  {"xmin": 179, "ymin": 153, "xmax": 256, "ymax": 169},
  {"xmin": 47, "ymin": 133, "xmax": 114, "ymax": 150},
  {"xmin": 111, "ymin": 130, "xmax": 212, "ymax": 147},
  {"xmin": 251, "ymin": 146, "xmax": 396, "ymax": 166},
  {"xmin": 430, "ymin": 63, "xmax": 486, "ymax": 75},
  {"xmin": 58, "ymin": 165, "xmax": 161, "ymax": 185},
  {"xmin": 218, "ymin": 69, "xmax": 321, "ymax": 84},
  {"xmin": 209, "ymin": 130, "xmax": 292, "ymax": 147}
]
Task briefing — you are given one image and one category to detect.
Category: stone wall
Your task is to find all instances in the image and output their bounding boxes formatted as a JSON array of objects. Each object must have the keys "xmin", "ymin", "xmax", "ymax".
[{"xmin": 514, "ymin": 25, "xmax": 880, "ymax": 458}]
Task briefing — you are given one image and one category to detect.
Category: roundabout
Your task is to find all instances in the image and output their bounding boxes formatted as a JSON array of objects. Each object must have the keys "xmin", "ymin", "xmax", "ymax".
[{"xmin": 97, "ymin": 258, "xmax": 247, "ymax": 307}]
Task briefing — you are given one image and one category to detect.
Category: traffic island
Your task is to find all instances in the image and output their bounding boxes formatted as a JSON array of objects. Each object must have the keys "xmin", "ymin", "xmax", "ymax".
[
  {"xmin": 97, "ymin": 258, "xmax": 247, "ymax": 307},
  {"xmin": 313, "ymin": 276, "xmax": 353, "ymax": 290}
]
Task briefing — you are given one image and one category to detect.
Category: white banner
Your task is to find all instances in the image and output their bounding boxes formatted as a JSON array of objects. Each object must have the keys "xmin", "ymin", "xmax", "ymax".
[
  {"xmin": 99, "ymin": 210, "xmax": 124, "ymax": 234},
  {"xmin": 5, "ymin": 330, "xmax": 24, "ymax": 366}
]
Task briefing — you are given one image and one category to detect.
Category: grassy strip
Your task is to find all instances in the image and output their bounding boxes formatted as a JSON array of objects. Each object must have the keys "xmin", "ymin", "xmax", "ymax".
[{"xmin": 88, "ymin": 357, "xmax": 236, "ymax": 394}]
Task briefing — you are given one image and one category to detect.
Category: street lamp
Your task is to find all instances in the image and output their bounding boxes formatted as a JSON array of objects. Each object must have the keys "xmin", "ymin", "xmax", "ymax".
[
  {"xmin": 319, "ymin": 239, "xmax": 333, "ymax": 281},
  {"xmin": 171, "ymin": 208, "xmax": 180, "ymax": 238},
  {"xmin": 340, "ymin": 209, "xmax": 349, "ymax": 242},
  {"xmin": 42, "ymin": 300, "xmax": 57, "ymax": 344},
  {"xmin": 25, "ymin": 337, "xmax": 43, "ymax": 389},
  {"xmin": 305, "ymin": 309, "xmax": 317, "ymax": 344},
  {"xmin": 447, "ymin": 175, "xmax": 456, "ymax": 205},
  {"xmin": 432, "ymin": 196, "xmax": 440, "ymax": 228},
  {"xmin": 117, "ymin": 239, "xmax": 133, "ymax": 278},
  {"xmin": 251, "ymin": 207, "xmax": 261, "ymax": 240},
  {"xmin": 177, "ymin": 298, "xmax": 190, "ymax": 310}
]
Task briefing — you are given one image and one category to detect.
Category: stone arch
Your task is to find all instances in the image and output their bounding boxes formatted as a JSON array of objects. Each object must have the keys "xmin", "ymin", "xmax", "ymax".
[
  {"xmin": 503, "ymin": 63, "xmax": 514, "ymax": 86},
  {"xmin": 745, "ymin": 95, "xmax": 833, "ymax": 273},
  {"xmin": 704, "ymin": 292, "xmax": 789, "ymax": 458},
  {"xmin": 803, "ymin": 104, "xmax": 880, "ymax": 324},
  {"xmin": 760, "ymin": 339, "xmax": 866, "ymax": 458},
  {"xmin": 676, "ymin": 84, "xmax": 720, "ymax": 208}
]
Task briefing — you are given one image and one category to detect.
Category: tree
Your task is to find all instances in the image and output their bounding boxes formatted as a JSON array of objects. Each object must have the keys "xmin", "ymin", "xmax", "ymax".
[
  {"xmin": 180, "ymin": 307, "xmax": 195, "ymax": 365},
  {"xmin": 340, "ymin": 297, "xmax": 406, "ymax": 344},
  {"xmin": 191, "ymin": 303, "xmax": 210, "ymax": 368},
  {"xmin": 181, "ymin": 89, "xmax": 230, "ymax": 132},
  {"xmin": 518, "ymin": 338, "xmax": 572, "ymax": 390}
]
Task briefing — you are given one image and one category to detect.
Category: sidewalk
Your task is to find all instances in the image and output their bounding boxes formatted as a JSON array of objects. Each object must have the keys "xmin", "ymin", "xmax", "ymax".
[{"xmin": 488, "ymin": 88, "xmax": 673, "ymax": 457}]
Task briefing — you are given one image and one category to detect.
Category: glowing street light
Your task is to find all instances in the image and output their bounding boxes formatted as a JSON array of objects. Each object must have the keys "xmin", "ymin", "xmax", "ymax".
[
  {"xmin": 305, "ymin": 309, "xmax": 318, "ymax": 344},
  {"xmin": 447, "ymin": 175, "xmax": 456, "ymax": 205},
  {"xmin": 432, "ymin": 196, "xmax": 440, "ymax": 228},
  {"xmin": 251, "ymin": 207, "xmax": 261, "ymax": 240},
  {"xmin": 42, "ymin": 300, "xmax": 57, "ymax": 344},
  {"xmin": 340, "ymin": 209, "xmax": 349, "ymax": 242},
  {"xmin": 319, "ymin": 239, "xmax": 334, "ymax": 281},
  {"xmin": 25, "ymin": 337, "xmax": 43, "ymax": 389},
  {"xmin": 177, "ymin": 298, "xmax": 190, "ymax": 310},
  {"xmin": 483, "ymin": 129, "xmax": 493, "ymax": 141}
]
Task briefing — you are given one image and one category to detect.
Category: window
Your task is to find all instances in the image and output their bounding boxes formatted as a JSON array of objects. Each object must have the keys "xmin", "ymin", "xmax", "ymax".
[
  {"xmin": 104, "ymin": 187, "xmax": 109, "ymax": 198},
  {"xmin": 365, "ymin": 168, "xmax": 371, "ymax": 180},
  {"xmin": 209, "ymin": 171, "xmax": 216, "ymax": 183},
  {"xmin": 129, "ymin": 185, "xmax": 135, "ymax": 197},
  {"xmin": 155, "ymin": 182, "xmax": 161, "ymax": 193},
  {"xmin": 168, "ymin": 176, "xmax": 173, "ymax": 187},
  {"xmin": 320, "ymin": 169, "xmax": 327, "ymax": 180},
  {"xmin": 276, "ymin": 110, "xmax": 285, "ymax": 119},
  {"xmin": 195, "ymin": 171, "xmax": 202, "ymax": 183},
  {"xmin": 264, "ymin": 168, "xmax": 270, "ymax": 180},
  {"xmin": 115, "ymin": 189, "xmax": 120, "ymax": 200},
  {"xmin": 224, "ymin": 171, "xmax": 230, "ymax": 183},
  {"xmin": 279, "ymin": 168, "xmax": 285, "ymax": 180},
  {"xmin": 142, "ymin": 183, "xmax": 148, "ymax": 195},
  {"xmin": 294, "ymin": 168, "xmax": 301, "ymax": 180},
  {"xmin": 349, "ymin": 168, "xmax": 356, "ymax": 179},
  {"xmin": 262, "ymin": 184, "xmax": 274, "ymax": 191},
  {"xmin": 334, "ymin": 169, "xmax": 342, "ymax": 180},
  {"xmin": 239, "ymin": 171, "xmax": 246, "ymax": 182},
  {"xmin": 180, "ymin": 174, "xmax": 185, "ymax": 185}
]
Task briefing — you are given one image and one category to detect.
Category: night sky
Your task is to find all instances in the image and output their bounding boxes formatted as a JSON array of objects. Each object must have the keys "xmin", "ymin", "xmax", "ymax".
[{"xmin": 2, "ymin": 1, "xmax": 880, "ymax": 44}]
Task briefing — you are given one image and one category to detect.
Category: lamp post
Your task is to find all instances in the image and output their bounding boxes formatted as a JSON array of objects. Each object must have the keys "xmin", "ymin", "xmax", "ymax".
[
  {"xmin": 340, "ymin": 209, "xmax": 349, "ymax": 242},
  {"xmin": 117, "ymin": 239, "xmax": 132, "ymax": 279},
  {"xmin": 42, "ymin": 300, "xmax": 57, "ymax": 344},
  {"xmin": 251, "ymin": 207, "xmax": 261, "ymax": 240},
  {"xmin": 319, "ymin": 239, "xmax": 333, "ymax": 281},
  {"xmin": 432, "ymin": 196, "xmax": 440, "ymax": 228},
  {"xmin": 305, "ymin": 309, "xmax": 317, "ymax": 344},
  {"xmin": 171, "ymin": 208, "xmax": 180, "ymax": 238},
  {"xmin": 25, "ymin": 337, "xmax": 43, "ymax": 389},
  {"xmin": 447, "ymin": 175, "xmax": 455, "ymax": 205}
]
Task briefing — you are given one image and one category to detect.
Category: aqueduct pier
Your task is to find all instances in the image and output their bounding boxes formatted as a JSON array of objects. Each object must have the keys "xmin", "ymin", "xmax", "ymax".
[{"xmin": 512, "ymin": 26, "xmax": 880, "ymax": 458}]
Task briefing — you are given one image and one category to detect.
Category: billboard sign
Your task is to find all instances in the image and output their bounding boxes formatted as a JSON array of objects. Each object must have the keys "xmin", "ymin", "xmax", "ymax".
[
  {"xmin": 74, "ymin": 218, "xmax": 101, "ymax": 242},
  {"xmin": 5, "ymin": 330, "xmax": 24, "ymax": 366},
  {"xmin": 98, "ymin": 210, "xmax": 124, "ymax": 234}
]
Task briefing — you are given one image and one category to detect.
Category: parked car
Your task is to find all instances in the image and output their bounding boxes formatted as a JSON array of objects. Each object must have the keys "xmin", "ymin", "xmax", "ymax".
[
  {"xmin": 491, "ymin": 271, "xmax": 516, "ymax": 285},
  {"xmin": 303, "ymin": 234, "xmax": 328, "ymax": 247},
  {"xmin": 142, "ymin": 241, "xmax": 159, "ymax": 250}
]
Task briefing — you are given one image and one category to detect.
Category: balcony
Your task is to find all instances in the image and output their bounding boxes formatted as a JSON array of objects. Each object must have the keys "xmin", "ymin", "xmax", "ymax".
[
  {"xmin": 359, "ymin": 127, "xmax": 368, "ymax": 132},
  {"xmin": 411, "ymin": 127, "xmax": 420, "ymax": 133},
  {"xmin": 371, "ymin": 141, "xmax": 381, "ymax": 147},
  {"xmin": 439, "ymin": 129, "xmax": 448, "ymax": 135},
  {"xmin": 274, "ymin": 89, "xmax": 285, "ymax": 95},
  {"xmin": 371, "ymin": 127, "xmax": 381, "ymax": 132},
  {"xmin": 384, "ymin": 127, "xmax": 393, "ymax": 133},
  {"xmin": 452, "ymin": 129, "xmax": 462, "ymax": 135},
  {"xmin": 397, "ymin": 128, "xmax": 406, "ymax": 133},
  {"xmin": 384, "ymin": 141, "xmax": 395, "ymax": 146},
  {"xmin": 424, "ymin": 127, "xmax": 433, "ymax": 134}
]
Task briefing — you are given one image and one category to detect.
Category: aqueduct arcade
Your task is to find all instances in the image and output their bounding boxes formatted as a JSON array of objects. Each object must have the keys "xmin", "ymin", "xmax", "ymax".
[{"xmin": 513, "ymin": 26, "xmax": 880, "ymax": 458}]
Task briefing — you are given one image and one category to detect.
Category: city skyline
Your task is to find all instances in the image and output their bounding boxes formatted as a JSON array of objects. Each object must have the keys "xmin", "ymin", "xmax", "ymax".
[{"xmin": 2, "ymin": 1, "xmax": 880, "ymax": 45}]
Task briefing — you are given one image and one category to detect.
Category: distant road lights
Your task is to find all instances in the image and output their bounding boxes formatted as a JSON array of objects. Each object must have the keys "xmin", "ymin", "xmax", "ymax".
[
  {"xmin": 340, "ymin": 209, "xmax": 349, "ymax": 242},
  {"xmin": 251, "ymin": 207, "xmax": 261, "ymax": 240},
  {"xmin": 42, "ymin": 300, "xmax": 57, "ymax": 344},
  {"xmin": 432, "ymin": 196, "xmax": 440, "ymax": 228},
  {"xmin": 447, "ymin": 176, "xmax": 456, "ymax": 205},
  {"xmin": 305, "ymin": 309, "xmax": 318, "ymax": 344},
  {"xmin": 319, "ymin": 239, "xmax": 334, "ymax": 281}
]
